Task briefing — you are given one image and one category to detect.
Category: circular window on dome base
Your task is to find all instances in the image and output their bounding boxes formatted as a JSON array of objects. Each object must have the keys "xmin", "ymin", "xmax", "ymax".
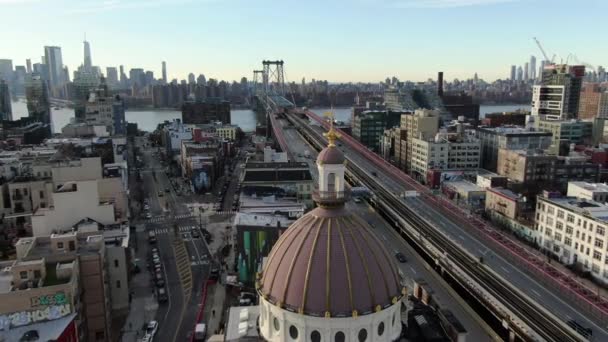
[
  {"xmin": 358, "ymin": 329, "xmax": 368, "ymax": 342},
  {"xmin": 311, "ymin": 330, "xmax": 321, "ymax": 342},
  {"xmin": 289, "ymin": 325, "xmax": 299, "ymax": 340},
  {"xmin": 273, "ymin": 317, "xmax": 280, "ymax": 332},
  {"xmin": 378, "ymin": 322, "xmax": 385, "ymax": 337}
]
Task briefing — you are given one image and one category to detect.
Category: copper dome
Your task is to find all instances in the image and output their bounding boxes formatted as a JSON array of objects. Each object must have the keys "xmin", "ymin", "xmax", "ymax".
[
  {"xmin": 257, "ymin": 206, "xmax": 404, "ymax": 317},
  {"xmin": 317, "ymin": 145, "xmax": 345, "ymax": 165}
]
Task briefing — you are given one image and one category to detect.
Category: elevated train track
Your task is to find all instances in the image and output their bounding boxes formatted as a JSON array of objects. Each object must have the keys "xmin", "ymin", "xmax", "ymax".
[
  {"xmin": 297, "ymin": 108, "xmax": 608, "ymax": 328},
  {"xmin": 285, "ymin": 110, "xmax": 586, "ymax": 341}
]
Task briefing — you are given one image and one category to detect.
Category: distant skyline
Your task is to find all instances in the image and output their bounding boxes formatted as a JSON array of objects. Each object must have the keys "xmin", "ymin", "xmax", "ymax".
[{"xmin": 2, "ymin": 0, "xmax": 606, "ymax": 83}]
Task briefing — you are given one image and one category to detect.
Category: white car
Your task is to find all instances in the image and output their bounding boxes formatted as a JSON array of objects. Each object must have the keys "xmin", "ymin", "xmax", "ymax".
[{"xmin": 145, "ymin": 320, "xmax": 158, "ymax": 339}]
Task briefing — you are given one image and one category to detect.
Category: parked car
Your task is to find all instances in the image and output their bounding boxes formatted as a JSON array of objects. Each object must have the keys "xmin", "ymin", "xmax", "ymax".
[
  {"xmin": 148, "ymin": 231, "xmax": 157, "ymax": 244},
  {"xmin": 395, "ymin": 252, "xmax": 407, "ymax": 263},
  {"xmin": 191, "ymin": 228, "xmax": 201, "ymax": 239},
  {"xmin": 146, "ymin": 321, "xmax": 159, "ymax": 339},
  {"xmin": 157, "ymin": 287, "xmax": 168, "ymax": 303},
  {"xmin": 155, "ymin": 272, "xmax": 165, "ymax": 287}
]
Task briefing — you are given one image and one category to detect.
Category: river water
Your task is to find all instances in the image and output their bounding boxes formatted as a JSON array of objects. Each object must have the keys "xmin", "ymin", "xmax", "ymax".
[{"xmin": 9, "ymin": 99, "xmax": 528, "ymax": 134}]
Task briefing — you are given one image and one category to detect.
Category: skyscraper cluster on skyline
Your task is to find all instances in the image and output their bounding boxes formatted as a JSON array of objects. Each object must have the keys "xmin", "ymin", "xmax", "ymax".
[{"xmin": 510, "ymin": 55, "xmax": 539, "ymax": 83}]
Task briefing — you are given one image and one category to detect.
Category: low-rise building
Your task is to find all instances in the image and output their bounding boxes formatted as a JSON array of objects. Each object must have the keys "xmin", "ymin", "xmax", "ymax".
[
  {"xmin": 224, "ymin": 306, "xmax": 260, "ymax": 341},
  {"xmin": 262, "ymin": 147, "xmax": 288, "ymax": 163},
  {"xmin": 535, "ymin": 119, "xmax": 594, "ymax": 155},
  {"xmin": 485, "ymin": 187, "xmax": 534, "ymax": 241},
  {"xmin": 238, "ymin": 194, "xmax": 306, "ymax": 219},
  {"xmin": 497, "ymin": 148, "xmax": 600, "ymax": 192},
  {"xmin": 234, "ymin": 213, "xmax": 293, "ymax": 285},
  {"xmin": 9, "ymin": 230, "xmax": 114, "ymax": 341},
  {"xmin": 216, "ymin": 124, "xmax": 239, "ymax": 141},
  {"xmin": 536, "ymin": 193, "xmax": 608, "ymax": 283},
  {"xmin": 476, "ymin": 173, "xmax": 508, "ymax": 189},
  {"xmin": 181, "ymin": 140, "xmax": 225, "ymax": 193},
  {"xmin": 240, "ymin": 162, "xmax": 314, "ymax": 206},
  {"xmin": 31, "ymin": 180, "xmax": 116, "ymax": 237},
  {"xmin": 162, "ymin": 119, "xmax": 193, "ymax": 155},
  {"xmin": 476, "ymin": 126, "xmax": 552, "ymax": 172},
  {"xmin": 442, "ymin": 180, "xmax": 486, "ymax": 208},
  {"xmin": 410, "ymin": 131, "xmax": 480, "ymax": 180},
  {"xmin": 567, "ymin": 182, "xmax": 608, "ymax": 203}
]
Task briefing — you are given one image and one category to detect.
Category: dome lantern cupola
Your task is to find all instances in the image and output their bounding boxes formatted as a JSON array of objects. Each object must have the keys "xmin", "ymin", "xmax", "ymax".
[{"xmin": 314, "ymin": 114, "xmax": 348, "ymax": 207}]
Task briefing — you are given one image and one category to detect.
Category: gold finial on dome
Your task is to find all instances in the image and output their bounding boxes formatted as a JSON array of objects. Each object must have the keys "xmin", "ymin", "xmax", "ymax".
[{"xmin": 323, "ymin": 111, "xmax": 341, "ymax": 147}]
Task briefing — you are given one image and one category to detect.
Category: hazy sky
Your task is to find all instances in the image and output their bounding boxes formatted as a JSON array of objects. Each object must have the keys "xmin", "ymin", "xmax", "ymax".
[{"xmin": 2, "ymin": 0, "xmax": 606, "ymax": 83}]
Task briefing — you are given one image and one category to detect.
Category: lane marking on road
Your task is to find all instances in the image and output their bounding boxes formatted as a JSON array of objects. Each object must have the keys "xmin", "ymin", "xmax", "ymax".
[
  {"xmin": 458, "ymin": 235, "xmax": 465, "ymax": 240},
  {"xmin": 500, "ymin": 266, "xmax": 511, "ymax": 274},
  {"xmin": 382, "ymin": 234, "xmax": 387, "ymax": 241},
  {"xmin": 409, "ymin": 266, "xmax": 417, "ymax": 274},
  {"xmin": 531, "ymin": 289, "xmax": 542, "ymax": 297}
]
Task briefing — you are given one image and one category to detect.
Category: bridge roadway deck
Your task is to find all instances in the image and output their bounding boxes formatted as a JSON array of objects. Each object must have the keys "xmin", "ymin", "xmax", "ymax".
[
  {"xmin": 273, "ymin": 114, "xmax": 497, "ymax": 341},
  {"xmin": 268, "ymin": 112, "xmax": 294, "ymax": 161},
  {"xmin": 296, "ymin": 110, "xmax": 608, "ymax": 340}
]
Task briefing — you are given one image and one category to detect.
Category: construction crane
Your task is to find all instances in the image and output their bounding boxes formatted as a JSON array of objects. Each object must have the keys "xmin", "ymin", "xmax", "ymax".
[
  {"xmin": 533, "ymin": 37, "xmax": 552, "ymax": 63},
  {"xmin": 569, "ymin": 54, "xmax": 595, "ymax": 72}
]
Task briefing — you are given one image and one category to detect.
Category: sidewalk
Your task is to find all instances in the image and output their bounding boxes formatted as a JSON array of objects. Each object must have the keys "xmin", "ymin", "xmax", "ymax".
[
  {"xmin": 202, "ymin": 283, "xmax": 227, "ymax": 335},
  {"xmin": 120, "ymin": 225, "xmax": 158, "ymax": 342}
]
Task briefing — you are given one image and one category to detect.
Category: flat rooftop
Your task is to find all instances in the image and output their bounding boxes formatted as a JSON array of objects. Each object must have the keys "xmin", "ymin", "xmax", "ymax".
[
  {"xmin": 487, "ymin": 187, "xmax": 520, "ymax": 200},
  {"xmin": 477, "ymin": 126, "xmax": 552, "ymax": 136},
  {"xmin": 541, "ymin": 196, "xmax": 608, "ymax": 221},
  {"xmin": 234, "ymin": 212, "xmax": 294, "ymax": 228},
  {"xmin": 225, "ymin": 306, "xmax": 260, "ymax": 341},
  {"xmin": 569, "ymin": 182, "xmax": 608, "ymax": 193},
  {"xmin": 443, "ymin": 180, "xmax": 485, "ymax": 193}
]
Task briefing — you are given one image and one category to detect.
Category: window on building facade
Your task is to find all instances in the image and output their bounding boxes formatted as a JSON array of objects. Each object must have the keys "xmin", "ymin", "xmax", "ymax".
[
  {"xmin": 567, "ymin": 214, "xmax": 575, "ymax": 223},
  {"xmin": 565, "ymin": 237, "xmax": 572, "ymax": 246},
  {"xmin": 565, "ymin": 225, "xmax": 572, "ymax": 234},
  {"xmin": 594, "ymin": 251, "xmax": 603, "ymax": 261},
  {"xmin": 598, "ymin": 226, "xmax": 605, "ymax": 236},
  {"xmin": 595, "ymin": 239, "xmax": 604, "ymax": 249},
  {"xmin": 557, "ymin": 210, "xmax": 564, "ymax": 219}
]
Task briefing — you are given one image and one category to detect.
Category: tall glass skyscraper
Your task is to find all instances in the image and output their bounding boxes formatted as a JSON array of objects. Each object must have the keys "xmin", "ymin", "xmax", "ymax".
[
  {"xmin": 0, "ymin": 79, "xmax": 12, "ymax": 121},
  {"xmin": 44, "ymin": 46, "xmax": 64, "ymax": 88}
]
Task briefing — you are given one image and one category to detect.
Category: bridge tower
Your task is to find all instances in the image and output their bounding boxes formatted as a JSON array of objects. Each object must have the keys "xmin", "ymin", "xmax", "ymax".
[
  {"xmin": 262, "ymin": 60, "xmax": 285, "ymax": 96},
  {"xmin": 252, "ymin": 70, "xmax": 264, "ymax": 96}
]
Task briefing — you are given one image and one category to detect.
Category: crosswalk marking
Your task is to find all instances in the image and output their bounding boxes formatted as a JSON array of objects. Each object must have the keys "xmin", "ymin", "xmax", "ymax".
[
  {"xmin": 152, "ymin": 225, "xmax": 200, "ymax": 235},
  {"xmin": 215, "ymin": 211, "xmax": 237, "ymax": 215},
  {"xmin": 145, "ymin": 214, "xmax": 196, "ymax": 224}
]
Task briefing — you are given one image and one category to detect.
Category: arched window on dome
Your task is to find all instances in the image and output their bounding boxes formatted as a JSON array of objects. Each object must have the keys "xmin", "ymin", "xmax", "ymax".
[
  {"xmin": 335, "ymin": 331, "xmax": 345, "ymax": 342},
  {"xmin": 327, "ymin": 172, "xmax": 336, "ymax": 192}
]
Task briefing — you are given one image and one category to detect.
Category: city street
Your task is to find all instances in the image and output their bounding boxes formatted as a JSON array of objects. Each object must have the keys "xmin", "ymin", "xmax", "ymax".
[{"xmin": 129, "ymin": 136, "xmax": 214, "ymax": 342}]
